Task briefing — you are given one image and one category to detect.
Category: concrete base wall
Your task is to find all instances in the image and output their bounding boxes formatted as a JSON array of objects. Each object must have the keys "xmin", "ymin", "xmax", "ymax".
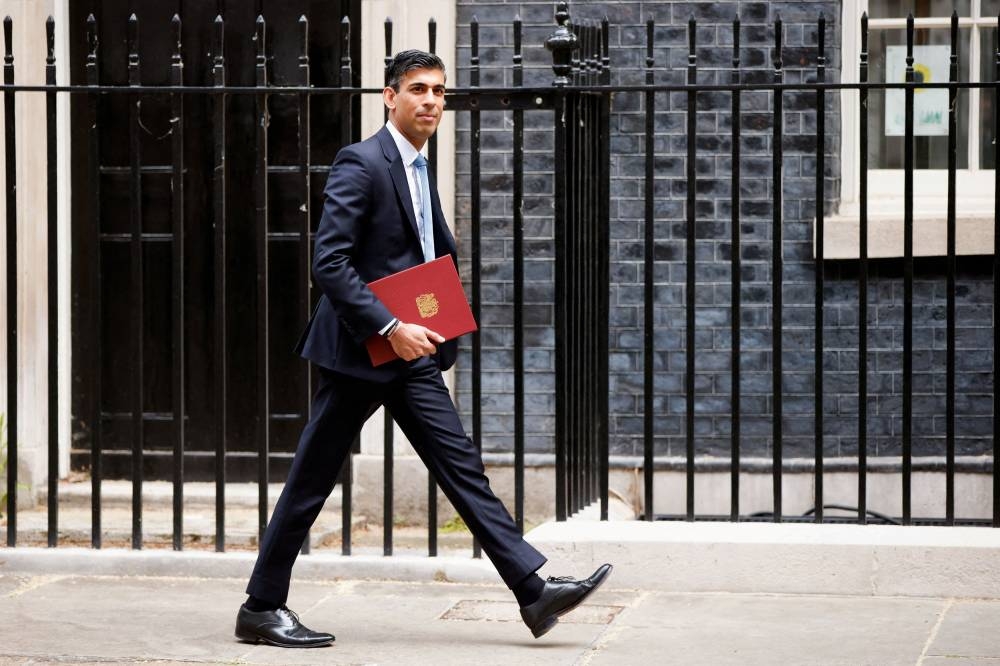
[
  {"xmin": 352, "ymin": 454, "xmax": 555, "ymax": 528},
  {"xmin": 352, "ymin": 455, "xmax": 995, "ymax": 526}
]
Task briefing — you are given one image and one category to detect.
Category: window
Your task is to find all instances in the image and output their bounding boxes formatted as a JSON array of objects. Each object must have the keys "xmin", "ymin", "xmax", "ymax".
[{"xmin": 827, "ymin": 0, "xmax": 996, "ymax": 259}]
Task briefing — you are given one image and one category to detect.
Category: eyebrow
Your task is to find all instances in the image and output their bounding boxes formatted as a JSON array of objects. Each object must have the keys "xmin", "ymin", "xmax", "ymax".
[{"xmin": 408, "ymin": 82, "xmax": 446, "ymax": 91}]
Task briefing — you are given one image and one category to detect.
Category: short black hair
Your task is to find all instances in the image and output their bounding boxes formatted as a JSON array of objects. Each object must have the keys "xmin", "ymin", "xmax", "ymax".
[{"xmin": 386, "ymin": 49, "xmax": 446, "ymax": 91}]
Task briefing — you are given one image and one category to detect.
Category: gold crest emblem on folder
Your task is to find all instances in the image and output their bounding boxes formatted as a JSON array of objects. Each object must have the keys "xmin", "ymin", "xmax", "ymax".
[{"xmin": 416, "ymin": 293, "xmax": 440, "ymax": 319}]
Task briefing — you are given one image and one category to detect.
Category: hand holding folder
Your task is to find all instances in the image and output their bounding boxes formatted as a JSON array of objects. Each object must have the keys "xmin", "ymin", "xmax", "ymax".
[{"xmin": 364, "ymin": 256, "xmax": 478, "ymax": 366}]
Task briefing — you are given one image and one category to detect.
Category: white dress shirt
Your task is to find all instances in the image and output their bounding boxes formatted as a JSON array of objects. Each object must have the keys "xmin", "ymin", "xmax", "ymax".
[
  {"xmin": 386, "ymin": 120, "xmax": 429, "ymax": 241},
  {"xmin": 379, "ymin": 121, "xmax": 430, "ymax": 336}
]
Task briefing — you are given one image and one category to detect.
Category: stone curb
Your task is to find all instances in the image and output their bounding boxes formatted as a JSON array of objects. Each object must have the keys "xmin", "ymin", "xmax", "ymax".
[{"xmin": 0, "ymin": 546, "xmax": 504, "ymax": 586}]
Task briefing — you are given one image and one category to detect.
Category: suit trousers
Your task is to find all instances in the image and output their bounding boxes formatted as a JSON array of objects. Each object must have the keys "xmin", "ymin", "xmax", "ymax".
[{"xmin": 246, "ymin": 357, "xmax": 547, "ymax": 606}]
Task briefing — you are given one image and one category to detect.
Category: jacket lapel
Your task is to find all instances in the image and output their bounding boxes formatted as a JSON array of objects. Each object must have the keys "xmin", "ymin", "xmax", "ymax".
[
  {"xmin": 377, "ymin": 127, "xmax": 421, "ymax": 243},
  {"xmin": 427, "ymin": 169, "xmax": 457, "ymax": 257}
]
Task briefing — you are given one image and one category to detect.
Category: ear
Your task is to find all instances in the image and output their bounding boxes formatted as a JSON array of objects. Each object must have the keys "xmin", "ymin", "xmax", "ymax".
[{"xmin": 383, "ymin": 86, "xmax": 396, "ymax": 111}]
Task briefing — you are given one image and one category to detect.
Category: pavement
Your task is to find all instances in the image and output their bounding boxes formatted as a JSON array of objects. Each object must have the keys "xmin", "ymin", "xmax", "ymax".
[
  {"xmin": 4, "ymin": 480, "xmax": 1000, "ymax": 664},
  {"xmin": 1, "ymin": 558, "xmax": 1000, "ymax": 665}
]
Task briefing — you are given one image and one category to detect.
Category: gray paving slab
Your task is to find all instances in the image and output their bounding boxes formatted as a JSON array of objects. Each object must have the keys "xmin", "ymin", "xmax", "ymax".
[
  {"xmin": 5, "ymin": 574, "xmax": 1000, "ymax": 665},
  {"xmin": 585, "ymin": 592, "xmax": 945, "ymax": 666},
  {"xmin": 0, "ymin": 575, "xmax": 327, "ymax": 663},
  {"xmin": 926, "ymin": 600, "xmax": 1000, "ymax": 660},
  {"xmin": 0, "ymin": 574, "xmax": 31, "ymax": 595}
]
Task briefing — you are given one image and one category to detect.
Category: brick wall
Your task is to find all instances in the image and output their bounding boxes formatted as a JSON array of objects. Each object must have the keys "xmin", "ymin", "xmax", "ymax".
[{"xmin": 450, "ymin": 0, "xmax": 995, "ymax": 462}]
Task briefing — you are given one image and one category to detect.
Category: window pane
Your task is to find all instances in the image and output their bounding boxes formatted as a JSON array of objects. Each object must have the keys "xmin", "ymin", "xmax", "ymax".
[
  {"xmin": 868, "ymin": 28, "xmax": 970, "ymax": 169},
  {"xmin": 982, "ymin": 0, "xmax": 999, "ymax": 18},
  {"xmin": 869, "ymin": 0, "xmax": 970, "ymax": 19},
  {"xmin": 982, "ymin": 27, "xmax": 997, "ymax": 169}
]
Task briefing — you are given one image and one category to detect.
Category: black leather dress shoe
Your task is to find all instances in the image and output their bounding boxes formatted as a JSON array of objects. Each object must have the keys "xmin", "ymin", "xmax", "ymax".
[
  {"xmin": 520, "ymin": 563, "xmax": 613, "ymax": 638},
  {"xmin": 235, "ymin": 604, "xmax": 335, "ymax": 648}
]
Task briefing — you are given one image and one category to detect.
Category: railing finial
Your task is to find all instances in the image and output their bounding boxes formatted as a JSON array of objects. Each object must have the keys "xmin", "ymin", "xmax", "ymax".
[
  {"xmin": 817, "ymin": 14, "xmax": 826, "ymax": 68},
  {"xmin": 383, "ymin": 16, "xmax": 392, "ymax": 87},
  {"xmin": 46, "ymin": 15, "xmax": 55, "ymax": 63},
  {"xmin": 86, "ymin": 14, "xmax": 98, "ymax": 61},
  {"xmin": 688, "ymin": 16, "xmax": 697, "ymax": 67},
  {"xmin": 773, "ymin": 13, "xmax": 783, "ymax": 71},
  {"xmin": 5, "ymin": 16, "xmax": 13, "ymax": 61},
  {"xmin": 299, "ymin": 15, "xmax": 309, "ymax": 69},
  {"xmin": 171, "ymin": 14, "xmax": 182, "ymax": 66},
  {"xmin": 255, "ymin": 14, "xmax": 265, "ymax": 65},
  {"xmin": 213, "ymin": 14, "xmax": 224, "ymax": 67},
  {"xmin": 545, "ymin": 1, "xmax": 577, "ymax": 86},
  {"xmin": 733, "ymin": 18, "xmax": 741, "ymax": 69},
  {"xmin": 470, "ymin": 16, "xmax": 479, "ymax": 88}
]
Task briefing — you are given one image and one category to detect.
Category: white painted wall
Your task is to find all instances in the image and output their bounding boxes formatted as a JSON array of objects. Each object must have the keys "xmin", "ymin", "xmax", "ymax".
[{"xmin": 0, "ymin": 0, "xmax": 72, "ymax": 503}]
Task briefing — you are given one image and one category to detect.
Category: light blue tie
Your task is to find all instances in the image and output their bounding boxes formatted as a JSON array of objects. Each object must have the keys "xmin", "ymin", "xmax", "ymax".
[{"xmin": 413, "ymin": 154, "xmax": 436, "ymax": 263}]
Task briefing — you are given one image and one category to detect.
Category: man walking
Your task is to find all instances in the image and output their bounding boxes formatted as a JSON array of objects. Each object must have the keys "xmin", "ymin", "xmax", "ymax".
[{"xmin": 235, "ymin": 50, "xmax": 612, "ymax": 648}]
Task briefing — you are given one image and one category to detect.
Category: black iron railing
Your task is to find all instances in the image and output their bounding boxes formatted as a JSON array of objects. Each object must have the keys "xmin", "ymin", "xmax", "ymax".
[{"xmin": 2, "ymin": 3, "xmax": 999, "ymax": 559}]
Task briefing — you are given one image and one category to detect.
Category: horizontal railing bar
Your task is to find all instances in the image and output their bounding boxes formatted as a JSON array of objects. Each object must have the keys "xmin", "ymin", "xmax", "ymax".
[
  {"xmin": 100, "ymin": 233, "xmax": 176, "ymax": 242},
  {"xmin": 100, "ymin": 411, "xmax": 303, "ymax": 421},
  {"xmin": 66, "ymin": 448, "xmax": 1000, "ymax": 474},
  {"xmin": 102, "ymin": 232, "xmax": 316, "ymax": 243},
  {"xmin": 610, "ymin": 455, "xmax": 999, "ymax": 474},
  {"xmin": 867, "ymin": 16, "xmax": 999, "ymax": 28},
  {"xmin": 267, "ymin": 233, "xmax": 311, "ymax": 241},
  {"xmin": 100, "ymin": 166, "xmax": 182, "ymax": 175},
  {"xmin": 265, "ymin": 165, "xmax": 330, "ymax": 174},
  {"xmin": 1, "ymin": 82, "xmax": 998, "ymax": 94},
  {"xmin": 650, "ymin": 514, "xmax": 995, "ymax": 527},
  {"xmin": 70, "ymin": 448, "xmax": 298, "ymax": 460},
  {"xmin": 445, "ymin": 92, "xmax": 555, "ymax": 110}
]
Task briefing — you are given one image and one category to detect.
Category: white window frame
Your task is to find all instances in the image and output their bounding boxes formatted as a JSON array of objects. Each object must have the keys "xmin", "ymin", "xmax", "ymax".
[{"xmin": 826, "ymin": 0, "xmax": 996, "ymax": 259}]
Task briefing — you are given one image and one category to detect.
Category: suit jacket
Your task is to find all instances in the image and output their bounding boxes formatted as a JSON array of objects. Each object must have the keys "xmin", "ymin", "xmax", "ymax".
[{"xmin": 295, "ymin": 126, "xmax": 460, "ymax": 382}]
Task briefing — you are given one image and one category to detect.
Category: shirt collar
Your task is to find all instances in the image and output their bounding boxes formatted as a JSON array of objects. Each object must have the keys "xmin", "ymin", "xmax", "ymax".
[{"xmin": 386, "ymin": 120, "xmax": 423, "ymax": 167}]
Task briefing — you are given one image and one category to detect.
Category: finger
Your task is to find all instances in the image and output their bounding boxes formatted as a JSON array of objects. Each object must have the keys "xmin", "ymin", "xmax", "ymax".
[{"xmin": 426, "ymin": 329, "xmax": 445, "ymax": 344}]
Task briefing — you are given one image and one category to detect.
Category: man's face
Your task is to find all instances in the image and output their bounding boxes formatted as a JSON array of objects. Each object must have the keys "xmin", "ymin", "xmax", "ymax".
[{"xmin": 384, "ymin": 67, "xmax": 446, "ymax": 149}]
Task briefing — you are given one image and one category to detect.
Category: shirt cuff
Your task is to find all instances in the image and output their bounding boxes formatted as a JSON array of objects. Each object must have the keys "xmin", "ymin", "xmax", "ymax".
[{"xmin": 378, "ymin": 317, "xmax": 399, "ymax": 337}]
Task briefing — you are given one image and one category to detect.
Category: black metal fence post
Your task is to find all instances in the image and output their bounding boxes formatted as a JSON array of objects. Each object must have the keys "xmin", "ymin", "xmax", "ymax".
[
  {"xmin": 379, "ymin": 15, "xmax": 393, "ymax": 559},
  {"xmin": 512, "ymin": 14, "xmax": 525, "ymax": 533},
  {"xmin": 685, "ymin": 16, "xmax": 697, "ymax": 521},
  {"xmin": 771, "ymin": 14, "xmax": 784, "ymax": 522},
  {"xmin": 546, "ymin": 0, "xmax": 576, "ymax": 522},
  {"xmin": 567, "ymin": 22, "xmax": 580, "ymax": 516},
  {"xmin": 730, "ymin": 18, "xmax": 742, "ymax": 522},
  {"xmin": 254, "ymin": 14, "xmax": 270, "ymax": 548},
  {"xmin": 642, "ymin": 16, "xmax": 655, "ymax": 522},
  {"xmin": 813, "ymin": 14, "xmax": 826, "ymax": 524},
  {"xmin": 46, "ymin": 16, "xmax": 58, "ymax": 548},
  {"xmin": 858, "ymin": 12, "xmax": 870, "ymax": 525},
  {"xmin": 426, "ymin": 15, "xmax": 439, "ymax": 554},
  {"xmin": 170, "ymin": 13, "xmax": 185, "ymax": 551},
  {"xmin": 902, "ymin": 14, "xmax": 915, "ymax": 526},
  {"xmin": 469, "ymin": 14, "xmax": 482, "ymax": 556},
  {"xmin": 212, "ymin": 13, "xmax": 227, "ymax": 553},
  {"xmin": 298, "ymin": 13, "xmax": 314, "ymax": 558},
  {"xmin": 3, "ymin": 14, "xmax": 16, "ymax": 547},
  {"xmin": 597, "ymin": 15, "xmax": 611, "ymax": 522},
  {"xmin": 86, "ymin": 13, "xmax": 101, "ymax": 547},
  {"xmin": 126, "ymin": 13, "xmax": 142, "ymax": 549},
  {"xmin": 994, "ymin": 15, "xmax": 1000, "ymax": 529},
  {"xmin": 945, "ymin": 11, "xmax": 959, "ymax": 525}
]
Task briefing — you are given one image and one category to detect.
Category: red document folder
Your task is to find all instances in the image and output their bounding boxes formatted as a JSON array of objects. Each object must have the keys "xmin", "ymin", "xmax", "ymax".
[{"xmin": 364, "ymin": 255, "xmax": 478, "ymax": 366}]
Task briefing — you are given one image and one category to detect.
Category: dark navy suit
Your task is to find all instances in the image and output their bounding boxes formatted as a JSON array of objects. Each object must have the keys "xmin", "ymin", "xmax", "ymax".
[{"xmin": 246, "ymin": 126, "xmax": 547, "ymax": 606}]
